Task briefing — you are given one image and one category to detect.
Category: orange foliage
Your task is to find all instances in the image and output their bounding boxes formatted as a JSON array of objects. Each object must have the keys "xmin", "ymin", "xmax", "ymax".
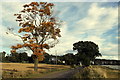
[
  {"xmin": 43, "ymin": 44, "xmax": 48, "ymax": 46},
  {"xmin": 37, "ymin": 49, "xmax": 44, "ymax": 53},
  {"xmin": 33, "ymin": 52, "xmax": 43, "ymax": 56},
  {"xmin": 38, "ymin": 55, "xmax": 44, "ymax": 61},
  {"xmin": 30, "ymin": 2, "xmax": 39, "ymax": 6},
  {"xmin": 18, "ymin": 28, "xmax": 24, "ymax": 33},
  {"xmin": 18, "ymin": 27, "xmax": 34, "ymax": 33},
  {"xmin": 11, "ymin": 46, "xmax": 18, "ymax": 49},
  {"xmin": 32, "ymin": 6, "xmax": 38, "ymax": 11},
  {"xmin": 39, "ymin": 13, "xmax": 44, "ymax": 16},
  {"xmin": 39, "ymin": 9, "xmax": 44, "ymax": 12},
  {"xmin": 23, "ymin": 4, "xmax": 29, "ymax": 7},
  {"xmin": 11, "ymin": 2, "xmax": 61, "ymax": 62},
  {"xmin": 21, "ymin": 37, "xmax": 27, "ymax": 41},
  {"xmin": 46, "ymin": 3, "xmax": 54, "ymax": 6},
  {"xmin": 56, "ymin": 28, "xmax": 61, "ymax": 33},
  {"xmin": 24, "ymin": 27, "xmax": 32, "ymax": 32},
  {"xmin": 24, "ymin": 34, "xmax": 30, "ymax": 37},
  {"xmin": 45, "ymin": 6, "xmax": 50, "ymax": 15},
  {"xmin": 17, "ymin": 44, "xmax": 23, "ymax": 48},
  {"xmin": 29, "ymin": 39, "xmax": 34, "ymax": 43},
  {"xmin": 23, "ymin": 43, "xmax": 29, "ymax": 47},
  {"xmin": 30, "ymin": 43, "xmax": 39, "ymax": 48},
  {"xmin": 40, "ymin": 2, "xmax": 45, "ymax": 4},
  {"xmin": 47, "ymin": 22, "xmax": 54, "ymax": 26},
  {"xmin": 43, "ymin": 44, "xmax": 49, "ymax": 49},
  {"xmin": 11, "ymin": 44, "xmax": 22, "ymax": 52},
  {"xmin": 17, "ymin": 15, "xmax": 21, "ymax": 19},
  {"xmin": 27, "ymin": 8, "xmax": 32, "ymax": 12},
  {"xmin": 32, "ymin": 37, "xmax": 36, "ymax": 39},
  {"xmin": 11, "ymin": 50, "xmax": 16, "ymax": 53},
  {"xmin": 41, "ymin": 22, "xmax": 54, "ymax": 27}
]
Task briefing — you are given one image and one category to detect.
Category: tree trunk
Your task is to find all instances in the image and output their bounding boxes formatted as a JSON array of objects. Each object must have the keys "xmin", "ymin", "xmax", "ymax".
[{"xmin": 34, "ymin": 58, "xmax": 38, "ymax": 71}]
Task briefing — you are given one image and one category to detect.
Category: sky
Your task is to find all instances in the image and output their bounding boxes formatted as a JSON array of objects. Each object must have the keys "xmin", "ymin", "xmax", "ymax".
[{"xmin": 0, "ymin": 0, "xmax": 119, "ymax": 60}]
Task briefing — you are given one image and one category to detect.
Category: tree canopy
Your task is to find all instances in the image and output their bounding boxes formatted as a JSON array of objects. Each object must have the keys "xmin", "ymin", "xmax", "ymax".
[
  {"xmin": 9, "ymin": 2, "xmax": 61, "ymax": 60},
  {"xmin": 73, "ymin": 41, "xmax": 102, "ymax": 66},
  {"xmin": 8, "ymin": 2, "xmax": 62, "ymax": 71}
]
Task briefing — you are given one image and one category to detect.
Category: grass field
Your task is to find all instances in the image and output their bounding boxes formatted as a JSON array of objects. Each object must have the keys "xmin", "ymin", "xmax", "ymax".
[{"xmin": 1, "ymin": 63, "xmax": 70, "ymax": 78}]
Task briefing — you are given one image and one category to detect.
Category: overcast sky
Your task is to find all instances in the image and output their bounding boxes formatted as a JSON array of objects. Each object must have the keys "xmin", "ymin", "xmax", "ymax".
[{"xmin": 0, "ymin": 0, "xmax": 119, "ymax": 60}]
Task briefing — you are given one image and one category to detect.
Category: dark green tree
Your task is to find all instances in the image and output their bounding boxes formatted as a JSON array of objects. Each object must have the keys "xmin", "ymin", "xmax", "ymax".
[
  {"xmin": 63, "ymin": 53, "xmax": 76, "ymax": 68},
  {"xmin": 0, "ymin": 51, "xmax": 6, "ymax": 62},
  {"xmin": 73, "ymin": 41, "xmax": 102, "ymax": 66},
  {"xmin": 42, "ymin": 53, "xmax": 51, "ymax": 63},
  {"xmin": 9, "ymin": 52, "xmax": 19, "ymax": 62},
  {"xmin": 19, "ymin": 52, "xmax": 28, "ymax": 62}
]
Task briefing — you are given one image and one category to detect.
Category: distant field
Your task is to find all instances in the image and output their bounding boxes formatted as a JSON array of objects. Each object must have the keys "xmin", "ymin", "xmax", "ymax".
[{"xmin": 1, "ymin": 63, "xmax": 70, "ymax": 78}]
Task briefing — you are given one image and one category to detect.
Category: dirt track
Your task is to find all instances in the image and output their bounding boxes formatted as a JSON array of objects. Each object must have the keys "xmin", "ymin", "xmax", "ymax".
[{"xmin": 29, "ymin": 67, "xmax": 82, "ymax": 80}]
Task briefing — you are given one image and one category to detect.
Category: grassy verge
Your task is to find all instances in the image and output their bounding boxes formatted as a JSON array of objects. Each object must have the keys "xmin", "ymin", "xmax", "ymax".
[
  {"xmin": 26, "ymin": 68, "xmax": 70, "ymax": 78},
  {"xmin": 2, "ymin": 67, "xmax": 70, "ymax": 78},
  {"xmin": 73, "ymin": 65, "xmax": 120, "ymax": 79}
]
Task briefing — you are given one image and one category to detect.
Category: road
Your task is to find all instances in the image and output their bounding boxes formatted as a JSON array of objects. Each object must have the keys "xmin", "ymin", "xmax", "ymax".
[{"xmin": 29, "ymin": 67, "xmax": 82, "ymax": 80}]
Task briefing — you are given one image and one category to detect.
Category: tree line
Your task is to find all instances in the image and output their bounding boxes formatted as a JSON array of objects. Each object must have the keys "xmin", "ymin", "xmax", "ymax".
[
  {"xmin": 1, "ymin": 41, "xmax": 102, "ymax": 67},
  {"xmin": 0, "ymin": 51, "xmax": 52, "ymax": 63},
  {"xmin": 0, "ymin": 51, "xmax": 75, "ymax": 65}
]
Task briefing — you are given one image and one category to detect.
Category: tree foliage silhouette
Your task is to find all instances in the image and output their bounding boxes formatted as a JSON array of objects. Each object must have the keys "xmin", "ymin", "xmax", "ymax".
[
  {"xmin": 73, "ymin": 41, "xmax": 102, "ymax": 66},
  {"xmin": 9, "ymin": 2, "xmax": 61, "ymax": 71}
]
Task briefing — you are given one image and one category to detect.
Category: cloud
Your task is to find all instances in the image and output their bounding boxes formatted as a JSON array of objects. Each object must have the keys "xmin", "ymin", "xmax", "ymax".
[
  {"xmin": 0, "ymin": 2, "xmax": 118, "ymax": 60},
  {"xmin": 0, "ymin": 2, "xmax": 25, "ymax": 53},
  {"xmin": 74, "ymin": 3, "xmax": 118, "ymax": 59},
  {"xmin": 0, "ymin": 0, "xmax": 36, "ymax": 2},
  {"xmin": 76, "ymin": 3, "xmax": 118, "ymax": 35},
  {"xmin": 50, "ymin": 3, "xmax": 118, "ymax": 59},
  {"xmin": 0, "ymin": 25, "xmax": 22, "ymax": 47},
  {"xmin": 97, "ymin": 55, "xmax": 118, "ymax": 60},
  {"xmin": 101, "ymin": 43, "xmax": 118, "ymax": 55},
  {"xmin": 2, "ymin": 2, "xmax": 24, "ymax": 27},
  {"xmin": 47, "ymin": 22, "xmax": 78, "ymax": 55},
  {"xmin": 116, "ymin": 36, "xmax": 120, "ymax": 39}
]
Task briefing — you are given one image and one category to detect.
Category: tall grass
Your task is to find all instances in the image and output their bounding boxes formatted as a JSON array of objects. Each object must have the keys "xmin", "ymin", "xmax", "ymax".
[{"xmin": 73, "ymin": 65, "xmax": 119, "ymax": 79}]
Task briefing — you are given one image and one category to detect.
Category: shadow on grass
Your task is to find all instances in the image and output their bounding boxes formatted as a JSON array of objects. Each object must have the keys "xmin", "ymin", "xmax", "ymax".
[
  {"xmin": 2, "ymin": 69, "xmax": 18, "ymax": 72},
  {"xmin": 27, "ymin": 65, "xmax": 67, "ymax": 69},
  {"xmin": 27, "ymin": 67, "xmax": 55, "ymax": 69}
]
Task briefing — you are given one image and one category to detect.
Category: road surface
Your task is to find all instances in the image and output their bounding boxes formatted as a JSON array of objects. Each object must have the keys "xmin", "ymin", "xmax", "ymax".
[{"xmin": 29, "ymin": 67, "xmax": 82, "ymax": 80}]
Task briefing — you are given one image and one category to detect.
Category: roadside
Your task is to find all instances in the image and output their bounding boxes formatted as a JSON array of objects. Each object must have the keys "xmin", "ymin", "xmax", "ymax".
[
  {"xmin": 26, "ymin": 68, "xmax": 71, "ymax": 78},
  {"xmin": 39, "ymin": 67, "xmax": 82, "ymax": 78},
  {"xmin": 73, "ymin": 65, "xmax": 120, "ymax": 78},
  {"xmin": 26, "ymin": 67, "xmax": 83, "ymax": 80}
]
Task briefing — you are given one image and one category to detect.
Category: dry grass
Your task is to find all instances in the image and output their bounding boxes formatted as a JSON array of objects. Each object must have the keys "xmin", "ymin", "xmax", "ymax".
[
  {"xmin": 1, "ymin": 63, "xmax": 70, "ymax": 78},
  {"xmin": 73, "ymin": 65, "xmax": 120, "ymax": 79},
  {"xmin": 94, "ymin": 65, "xmax": 120, "ymax": 78}
]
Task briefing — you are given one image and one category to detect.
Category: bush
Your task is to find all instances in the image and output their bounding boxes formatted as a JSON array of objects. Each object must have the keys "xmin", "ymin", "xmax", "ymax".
[{"xmin": 73, "ymin": 66, "xmax": 107, "ymax": 79}]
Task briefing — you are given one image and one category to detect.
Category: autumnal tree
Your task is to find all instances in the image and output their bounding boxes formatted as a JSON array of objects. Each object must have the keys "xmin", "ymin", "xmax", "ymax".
[{"xmin": 9, "ymin": 2, "xmax": 61, "ymax": 71}]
